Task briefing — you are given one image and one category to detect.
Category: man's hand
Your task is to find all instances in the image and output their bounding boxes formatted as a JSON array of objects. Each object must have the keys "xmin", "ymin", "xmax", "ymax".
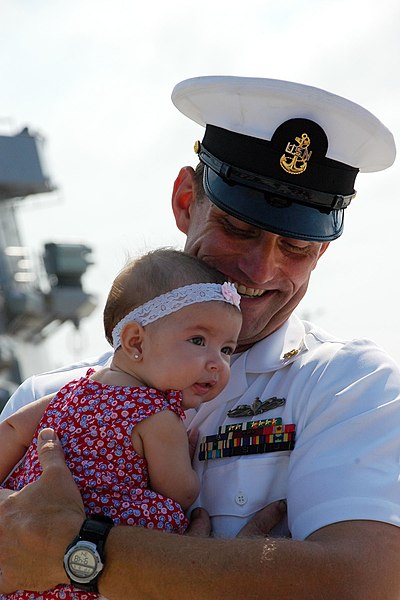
[
  {"xmin": 0, "ymin": 428, "xmax": 85, "ymax": 593},
  {"xmin": 186, "ymin": 507, "xmax": 212, "ymax": 536},
  {"xmin": 237, "ymin": 500, "xmax": 287, "ymax": 537},
  {"xmin": 186, "ymin": 500, "xmax": 287, "ymax": 538}
]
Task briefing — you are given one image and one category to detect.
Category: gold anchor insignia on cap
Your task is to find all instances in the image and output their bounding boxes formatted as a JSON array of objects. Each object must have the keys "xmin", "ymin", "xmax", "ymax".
[
  {"xmin": 280, "ymin": 132, "xmax": 312, "ymax": 175},
  {"xmin": 227, "ymin": 396, "xmax": 286, "ymax": 418}
]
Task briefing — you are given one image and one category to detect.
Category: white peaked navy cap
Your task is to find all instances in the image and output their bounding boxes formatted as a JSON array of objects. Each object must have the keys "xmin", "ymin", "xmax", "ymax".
[{"xmin": 171, "ymin": 76, "xmax": 396, "ymax": 241}]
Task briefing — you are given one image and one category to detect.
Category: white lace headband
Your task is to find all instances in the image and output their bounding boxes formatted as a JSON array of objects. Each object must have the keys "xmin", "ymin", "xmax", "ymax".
[{"xmin": 112, "ymin": 281, "xmax": 241, "ymax": 350}]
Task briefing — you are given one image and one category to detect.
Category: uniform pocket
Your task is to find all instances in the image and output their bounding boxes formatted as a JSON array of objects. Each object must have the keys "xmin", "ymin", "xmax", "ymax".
[{"xmin": 200, "ymin": 452, "xmax": 290, "ymax": 518}]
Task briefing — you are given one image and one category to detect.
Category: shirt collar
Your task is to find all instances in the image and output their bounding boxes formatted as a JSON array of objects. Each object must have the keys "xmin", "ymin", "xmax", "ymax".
[
  {"xmin": 244, "ymin": 313, "xmax": 308, "ymax": 373},
  {"xmin": 202, "ymin": 314, "xmax": 308, "ymax": 409}
]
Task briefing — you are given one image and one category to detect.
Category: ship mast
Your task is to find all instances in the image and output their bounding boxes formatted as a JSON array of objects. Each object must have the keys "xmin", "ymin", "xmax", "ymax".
[{"xmin": 0, "ymin": 126, "xmax": 96, "ymax": 411}]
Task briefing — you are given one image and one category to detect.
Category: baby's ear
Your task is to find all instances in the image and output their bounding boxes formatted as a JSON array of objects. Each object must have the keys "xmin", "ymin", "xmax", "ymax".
[{"xmin": 120, "ymin": 322, "xmax": 144, "ymax": 359}]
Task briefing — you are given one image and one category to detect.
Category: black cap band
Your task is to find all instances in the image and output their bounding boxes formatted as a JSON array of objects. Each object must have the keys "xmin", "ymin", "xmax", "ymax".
[
  {"xmin": 201, "ymin": 122, "xmax": 358, "ymax": 208},
  {"xmin": 198, "ymin": 143, "xmax": 355, "ymax": 211}
]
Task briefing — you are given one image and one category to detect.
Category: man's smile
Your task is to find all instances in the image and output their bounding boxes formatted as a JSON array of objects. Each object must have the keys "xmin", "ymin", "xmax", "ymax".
[{"xmin": 227, "ymin": 279, "xmax": 269, "ymax": 298}]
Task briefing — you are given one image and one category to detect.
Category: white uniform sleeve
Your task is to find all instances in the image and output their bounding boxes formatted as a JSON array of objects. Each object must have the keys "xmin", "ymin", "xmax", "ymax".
[
  {"xmin": 288, "ymin": 338, "xmax": 400, "ymax": 539},
  {"xmin": 0, "ymin": 351, "xmax": 113, "ymax": 421}
]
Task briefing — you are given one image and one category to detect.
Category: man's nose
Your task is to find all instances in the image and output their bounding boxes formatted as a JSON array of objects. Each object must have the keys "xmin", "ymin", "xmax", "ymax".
[{"xmin": 238, "ymin": 234, "xmax": 281, "ymax": 284}]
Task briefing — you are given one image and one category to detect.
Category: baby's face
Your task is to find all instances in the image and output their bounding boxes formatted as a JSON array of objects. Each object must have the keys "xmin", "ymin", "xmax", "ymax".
[{"xmin": 140, "ymin": 301, "xmax": 242, "ymax": 408}]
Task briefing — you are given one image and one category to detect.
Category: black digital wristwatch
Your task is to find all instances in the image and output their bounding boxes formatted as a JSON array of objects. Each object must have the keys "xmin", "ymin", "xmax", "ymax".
[{"xmin": 64, "ymin": 515, "xmax": 114, "ymax": 593}]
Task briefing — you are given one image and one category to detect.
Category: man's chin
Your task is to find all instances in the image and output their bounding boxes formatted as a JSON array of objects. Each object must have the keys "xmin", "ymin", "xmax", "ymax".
[
  {"xmin": 235, "ymin": 330, "xmax": 266, "ymax": 353},
  {"xmin": 236, "ymin": 312, "xmax": 285, "ymax": 351}
]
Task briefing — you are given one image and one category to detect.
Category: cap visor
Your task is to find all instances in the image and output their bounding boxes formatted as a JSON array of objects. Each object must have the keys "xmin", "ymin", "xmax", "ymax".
[{"xmin": 204, "ymin": 167, "xmax": 344, "ymax": 242}]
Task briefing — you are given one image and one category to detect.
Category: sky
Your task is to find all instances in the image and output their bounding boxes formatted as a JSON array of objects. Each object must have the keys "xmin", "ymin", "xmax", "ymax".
[{"xmin": 1, "ymin": 0, "xmax": 399, "ymax": 378}]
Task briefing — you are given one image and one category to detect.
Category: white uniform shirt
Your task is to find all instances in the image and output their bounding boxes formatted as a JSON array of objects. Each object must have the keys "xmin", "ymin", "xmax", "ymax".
[
  {"xmin": 188, "ymin": 315, "xmax": 400, "ymax": 539},
  {"xmin": 0, "ymin": 351, "xmax": 113, "ymax": 416},
  {"xmin": 2, "ymin": 315, "xmax": 400, "ymax": 541}
]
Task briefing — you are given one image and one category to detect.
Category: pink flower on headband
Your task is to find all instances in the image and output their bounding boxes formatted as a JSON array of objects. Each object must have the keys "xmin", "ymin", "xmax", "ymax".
[{"xmin": 221, "ymin": 282, "xmax": 241, "ymax": 308}]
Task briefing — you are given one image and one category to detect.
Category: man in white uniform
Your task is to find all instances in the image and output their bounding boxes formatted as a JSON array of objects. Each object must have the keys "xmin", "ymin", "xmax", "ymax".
[{"xmin": 1, "ymin": 76, "xmax": 400, "ymax": 599}]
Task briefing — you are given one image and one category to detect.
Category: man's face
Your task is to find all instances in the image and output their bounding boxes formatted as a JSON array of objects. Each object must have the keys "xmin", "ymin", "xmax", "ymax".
[{"xmin": 172, "ymin": 167, "xmax": 329, "ymax": 352}]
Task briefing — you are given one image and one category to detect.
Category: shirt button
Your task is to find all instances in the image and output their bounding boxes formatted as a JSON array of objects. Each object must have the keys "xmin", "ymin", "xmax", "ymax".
[{"xmin": 235, "ymin": 491, "xmax": 247, "ymax": 506}]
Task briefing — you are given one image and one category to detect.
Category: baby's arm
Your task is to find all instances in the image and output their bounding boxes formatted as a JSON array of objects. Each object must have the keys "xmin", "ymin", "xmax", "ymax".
[
  {"xmin": 0, "ymin": 394, "xmax": 55, "ymax": 483},
  {"xmin": 132, "ymin": 409, "xmax": 200, "ymax": 510}
]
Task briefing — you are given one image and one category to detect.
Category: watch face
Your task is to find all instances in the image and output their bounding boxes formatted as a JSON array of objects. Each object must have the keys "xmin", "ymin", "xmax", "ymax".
[
  {"xmin": 65, "ymin": 541, "xmax": 102, "ymax": 584},
  {"xmin": 68, "ymin": 548, "xmax": 97, "ymax": 578}
]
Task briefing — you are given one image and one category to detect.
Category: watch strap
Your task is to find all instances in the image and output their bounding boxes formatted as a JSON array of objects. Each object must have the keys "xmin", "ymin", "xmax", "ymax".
[
  {"xmin": 65, "ymin": 514, "xmax": 114, "ymax": 593},
  {"xmin": 79, "ymin": 514, "xmax": 114, "ymax": 557}
]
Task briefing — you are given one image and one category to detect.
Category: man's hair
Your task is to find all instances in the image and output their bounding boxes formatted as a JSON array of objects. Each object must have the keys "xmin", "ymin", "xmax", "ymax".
[
  {"xmin": 103, "ymin": 248, "xmax": 226, "ymax": 345},
  {"xmin": 194, "ymin": 162, "xmax": 206, "ymax": 202}
]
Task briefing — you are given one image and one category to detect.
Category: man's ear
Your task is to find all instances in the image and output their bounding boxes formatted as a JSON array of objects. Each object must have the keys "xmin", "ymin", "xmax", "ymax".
[
  {"xmin": 120, "ymin": 322, "xmax": 144, "ymax": 359},
  {"xmin": 318, "ymin": 242, "xmax": 330, "ymax": 259},
  {"xmin": 311, "ymin": 242, "xmax": 330, "ymax": 271},
  {"xmin": 171, "ymin": 166, "xmax": 196, "ymax": 234}
]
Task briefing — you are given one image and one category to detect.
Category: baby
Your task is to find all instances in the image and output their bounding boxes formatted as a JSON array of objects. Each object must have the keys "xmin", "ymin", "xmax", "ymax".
[{"xmin": 0, "ymin": 248, "xmax": 242, "ymax": 600}]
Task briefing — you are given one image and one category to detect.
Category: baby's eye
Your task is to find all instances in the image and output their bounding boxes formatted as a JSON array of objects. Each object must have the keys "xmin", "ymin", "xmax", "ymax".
[
  {"xmin": 189, "ymin": 336, "xmax": 205, "ymax": 346},
  {"xmin": 221, "ymin": 346, "xmax": 234, "ymax": 356}
]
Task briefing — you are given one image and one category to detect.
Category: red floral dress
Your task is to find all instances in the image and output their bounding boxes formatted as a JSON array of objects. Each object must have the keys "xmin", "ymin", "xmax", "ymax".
[{"xmin": 1, "ymin": 370, "xmax": 188, "ymax": 600}]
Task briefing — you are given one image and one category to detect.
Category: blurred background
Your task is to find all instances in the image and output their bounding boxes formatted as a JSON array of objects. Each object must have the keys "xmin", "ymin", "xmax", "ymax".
[{"xmin": 0, "ymin": 0, "xmax": 399, "ymax": 403}]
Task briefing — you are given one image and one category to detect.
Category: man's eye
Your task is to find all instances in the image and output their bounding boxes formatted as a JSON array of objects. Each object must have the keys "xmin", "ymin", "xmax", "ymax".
[
  {"xmin": 281, "ymin": 241, "xmax": 310, "ymax": 254},
  {"xmin": 223, "ymin": 219, "xmax": 257, "ymax": 238},
  {"xmin": 190, "ymin": 336, "xmax": 205, "ymax": 346}
]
